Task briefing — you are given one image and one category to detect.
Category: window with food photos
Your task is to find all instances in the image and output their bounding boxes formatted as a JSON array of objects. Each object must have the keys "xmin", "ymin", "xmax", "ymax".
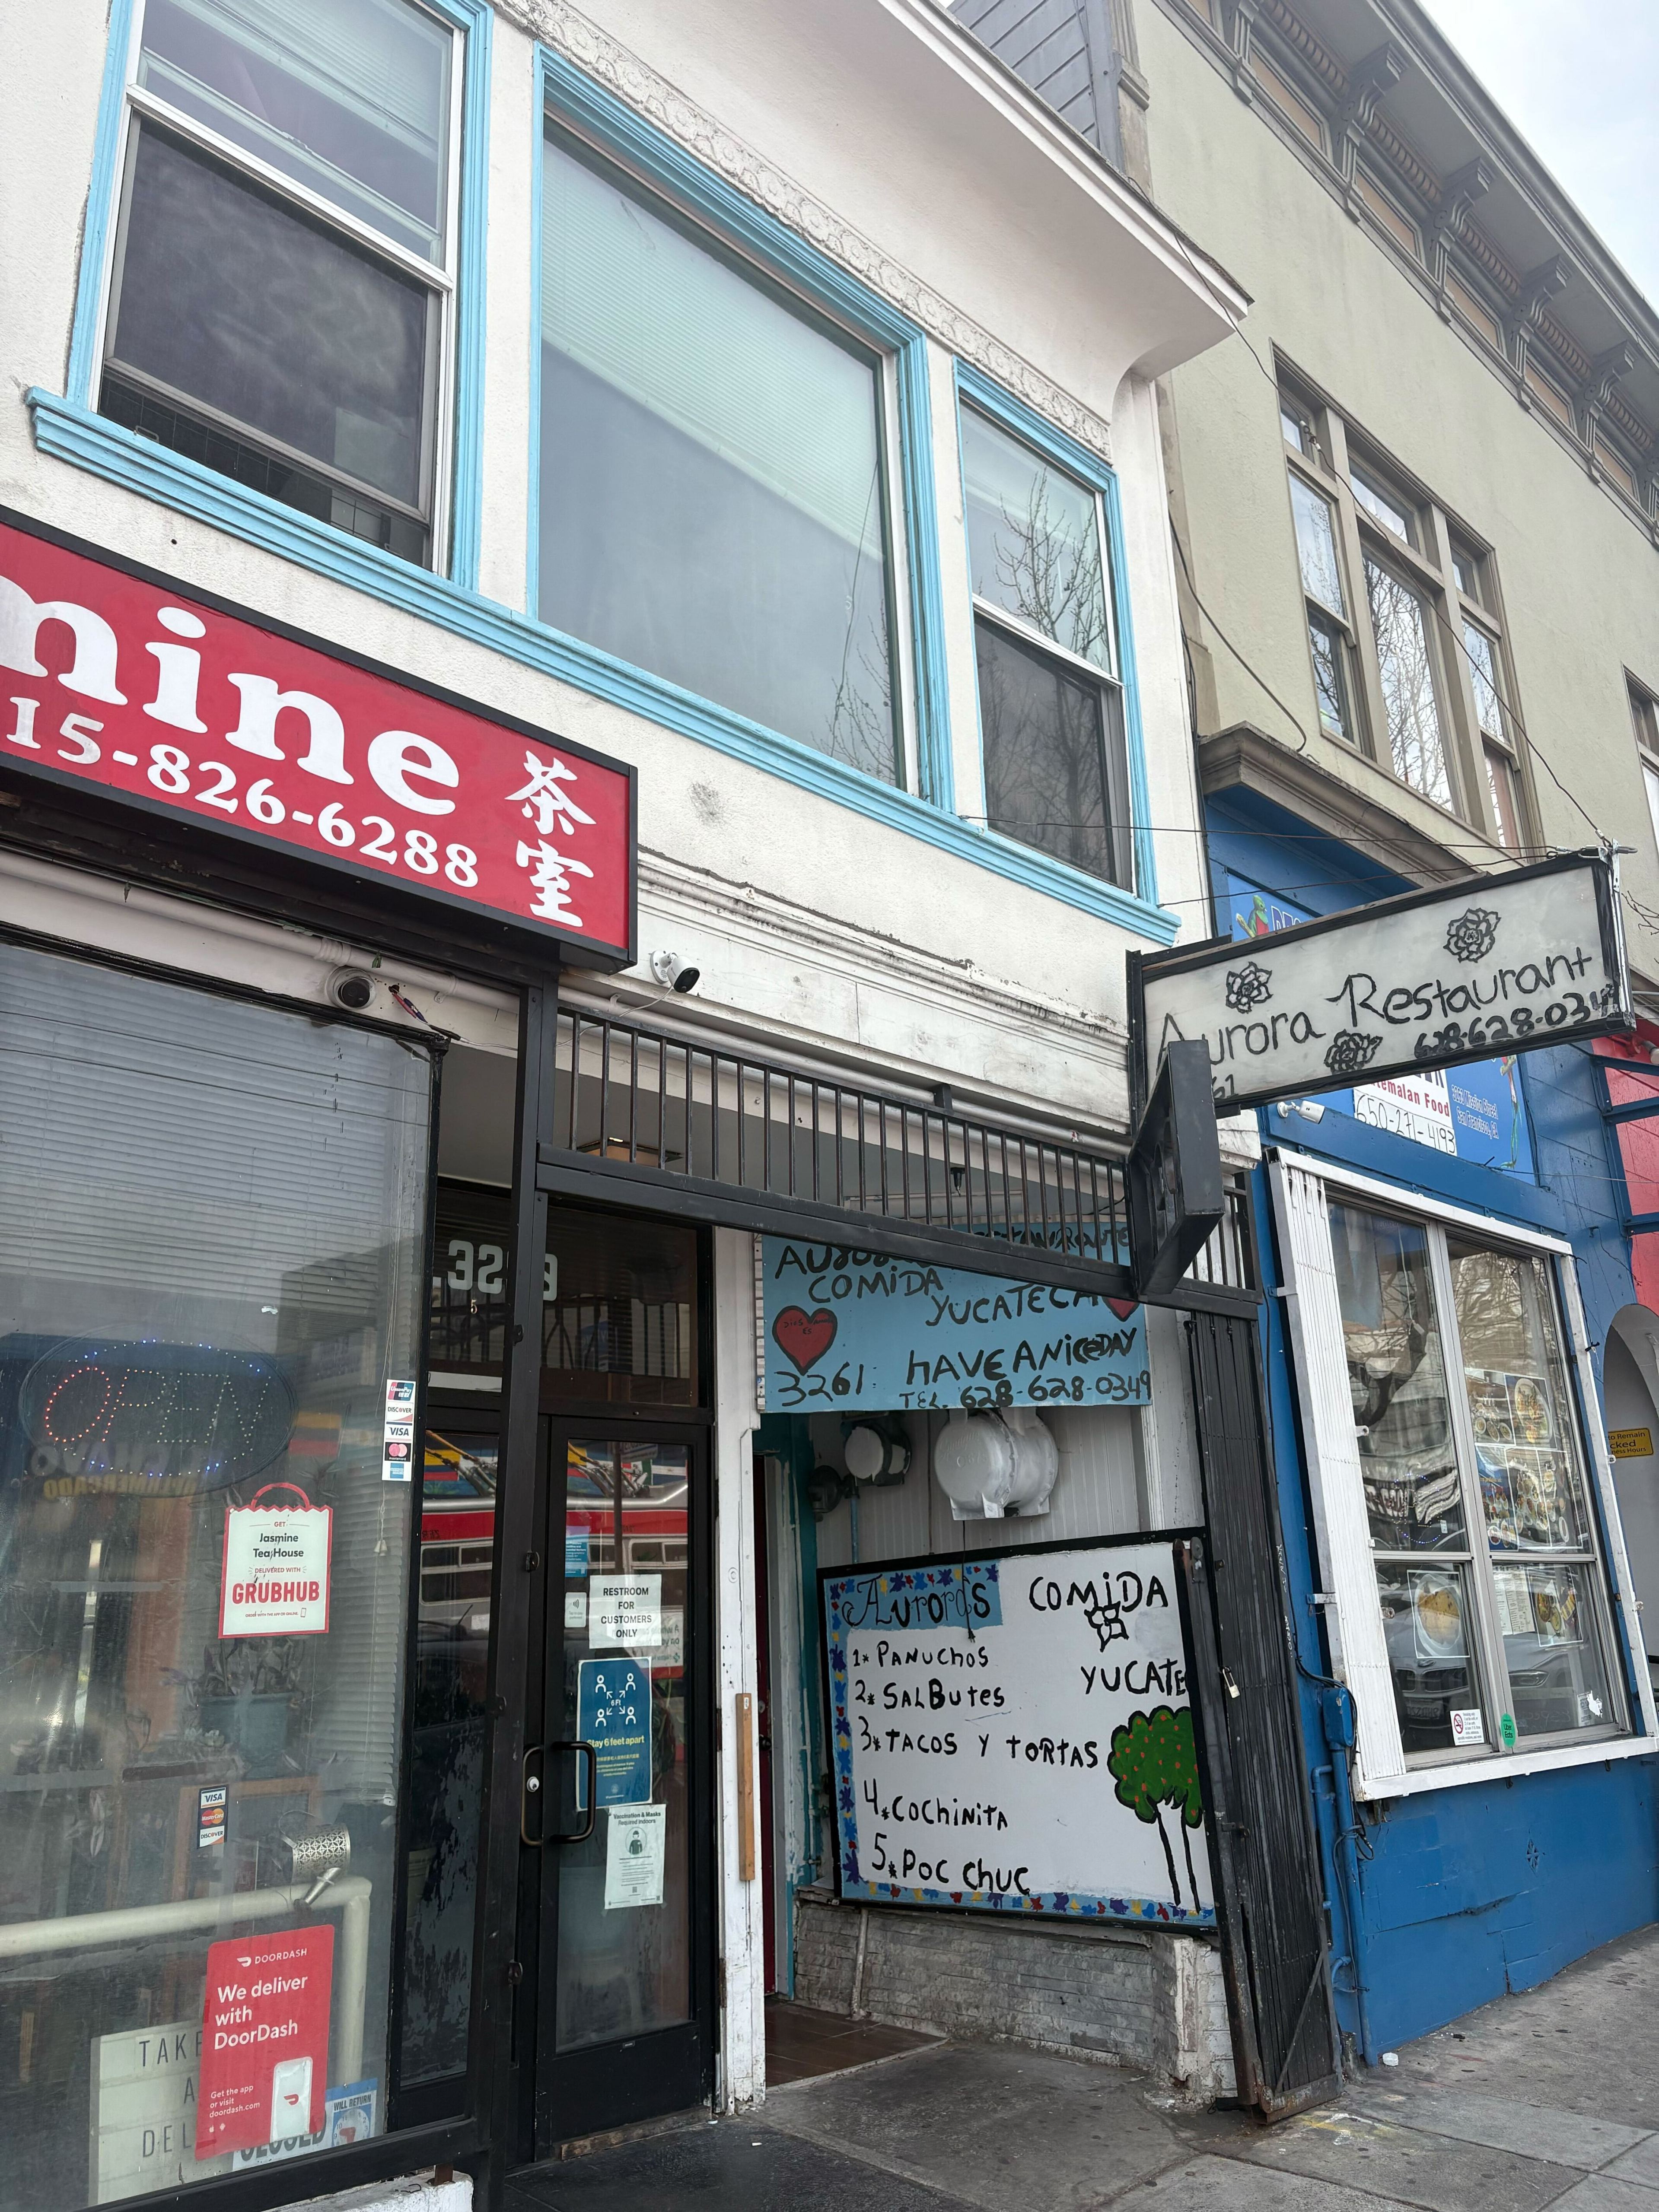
[{"xmin": 1327, "ymin": 1198, "xmax": 1627, "ymax": 1765}]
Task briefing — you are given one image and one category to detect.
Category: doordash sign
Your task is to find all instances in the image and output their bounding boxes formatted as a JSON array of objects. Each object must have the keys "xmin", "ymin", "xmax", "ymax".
[
  {"xmin": 198, "ymin": 1926, "xmax": 333, "ymax": 2158},
  {"xmin": 0, "ymin": 514, "xmax": 635, "ymax": 963}
]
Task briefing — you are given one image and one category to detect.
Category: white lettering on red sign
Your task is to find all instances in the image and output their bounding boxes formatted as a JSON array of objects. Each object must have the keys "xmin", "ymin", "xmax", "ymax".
[{"xmin": 0, "ymin": 524, "xmax": 634, "ymax": 956}]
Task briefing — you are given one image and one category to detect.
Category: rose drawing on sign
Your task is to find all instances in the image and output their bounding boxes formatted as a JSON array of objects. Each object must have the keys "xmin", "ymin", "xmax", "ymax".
[
  {"xmin": 1324, "ymin": 1030, "xmax": 1382, "ymax": 1078},
  {"xmin": 1107, "ymin": 1706, "xmax": 1204, "ymax": 1911},
  {"xmin": 1084, "ymin": 1589, "xmax": 1129, "ymax": 1652},
  {"xmin": 1444, "ymin": 906, "xmax": 1500, "ymax": 963},
  {"xmin": 1224, "ymin": 960, "xmax": 1273, "ymax": 1013}
]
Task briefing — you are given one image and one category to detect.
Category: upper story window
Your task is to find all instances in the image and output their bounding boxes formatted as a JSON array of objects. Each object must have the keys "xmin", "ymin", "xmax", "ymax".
[
  {"xmin": 1631, "ymin": 679, "xmax": 1659, "ymax": 859},
  {"xmin": 960, "ymin": 403, "xmax": 1131, "ymax": 887},
  {"xmin": 1278, "ymin": 373, "xmax": 1528, "ymax": 851},
  {"xmin": 96, "ymin": 0, "xmax": 462, "ymax": 568},
  {"xmin": 537, "ymin": 127, "xmax": 901, "ymax": 784}
]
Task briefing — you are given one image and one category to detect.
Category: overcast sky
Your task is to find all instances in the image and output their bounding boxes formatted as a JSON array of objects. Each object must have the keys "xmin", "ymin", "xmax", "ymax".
[{"xmin": 1417, "ymin": 0, "xmax": 1659, "ymax": 305}]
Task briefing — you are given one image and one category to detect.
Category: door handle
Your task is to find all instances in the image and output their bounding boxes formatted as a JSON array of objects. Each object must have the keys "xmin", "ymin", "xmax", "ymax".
[{"xmin": 522, "ymin": 1739, "xmax": 598, "ymax": 1847}]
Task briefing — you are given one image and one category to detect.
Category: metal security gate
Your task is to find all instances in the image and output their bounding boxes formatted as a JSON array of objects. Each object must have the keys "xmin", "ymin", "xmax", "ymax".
[{"xmin": 1185, "ymin": 1308, "xmax": 1341, "ymax": 2118}]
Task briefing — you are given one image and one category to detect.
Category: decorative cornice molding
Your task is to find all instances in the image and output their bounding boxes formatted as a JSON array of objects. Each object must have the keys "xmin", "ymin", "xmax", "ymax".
[
  {"xmin": 1162, "ymin": 0, "xmax": 1659, "ymax": 490},
  {"xmin": 497, "ymin": 0, "xmax": 1116, "ymax": 462}
]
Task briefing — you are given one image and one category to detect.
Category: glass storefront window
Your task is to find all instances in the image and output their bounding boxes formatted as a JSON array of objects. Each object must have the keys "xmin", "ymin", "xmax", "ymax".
[
  {"xmin": 1449, "ymin": 1239, "xmax": 1615, "ymax": 1739},
  {"xmin": 1328, "ymin": 1196, "xmax": 1626, "ymax": 1762},
  {"xmin": 427, "ymin": 1189, "xmax": 700, "ymax": 1407},
  {"xmin": 1331, "ymin": 1203, "xmax": 1483, "ymax": 1752},
  {"xmin": 0, "ymin": 942, "xmax": 432, "ymax": 2208}
]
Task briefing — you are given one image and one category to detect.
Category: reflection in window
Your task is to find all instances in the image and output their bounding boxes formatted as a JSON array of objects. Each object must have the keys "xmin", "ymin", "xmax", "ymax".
[
  {"xmin": 556, "ymin": 1441, "xmax": 692, "ymax": 2052},
  {"xmin": 538, "ymin": 133, "xmax": 898, "ymax": 779},
  {"xmin": 1308, "ymin": 611, "xmax": 1352, "ymax": 740},
  {"xmin": 1352, "ymin": 467, "xmax": 1414, "ymax": 545},
  {"xmin": 0, "ymin": 941, "xmax": 432, "ymax": 2206},
  {"xmin": 1463, "ymin": 623, "xmax": 1505, "ymax": 740},
  {"xmin": 975, "ymin": 618, "xmax": 1130, "ymax": 885},
  {"xmin": 1365, "ymin": 558, "xmax": 1452, "ymax": 807},
  {"xmin": 102, "ymin": 0, "xmax": 452, "ymax": 563},
  {"xmin": 1330, "ymin": 1206, "xmax": 1461, "ymax": 1551},
  {"xmin": 1328, "ymin": 1199, "xmax": 1626, "ymax": 1762},
  {"xmin": 544, "ymin": 1207, "xmax": 700, "ymax": 1408},
  {"xmin": 401, "ymin": 1427, "xmax": 498, "ymax": 2089},
  {"xmin": 961, "ymin": 405, "xmax": 1112, "ymax": 669},
  {"xmin": 1290, "ymin": 476, "xmax": 1344, "ymax": 615}
]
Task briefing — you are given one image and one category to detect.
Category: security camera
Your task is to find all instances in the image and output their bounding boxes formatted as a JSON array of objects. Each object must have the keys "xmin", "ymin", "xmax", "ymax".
[
  {"xmin": 650, "ymin": 949, "xmax": 701, "ymax": 994},
  {"xmin": 328, "ymin": 967, "xmax": 377, "ymax": 1012}
]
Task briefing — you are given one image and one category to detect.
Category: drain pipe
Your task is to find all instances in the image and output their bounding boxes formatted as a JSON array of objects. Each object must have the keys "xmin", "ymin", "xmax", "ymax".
[
  {"xmin": 1320, "ymin": 1685, "xmax": 1377, "ymax": 2068},
  {"xmin": 850, "ymin": 1904, "xmax": 871, "ymax": 2020}
]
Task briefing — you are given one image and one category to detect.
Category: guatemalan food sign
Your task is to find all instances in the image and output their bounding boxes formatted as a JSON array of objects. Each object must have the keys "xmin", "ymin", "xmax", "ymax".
[
  {"xmin": 822, "ymin": 1538, "xmax": 1213, "ymax": 1924},
  {"xmin": 0, "ymin": 512, "xmax": 635, "ymax": 964},
  {"xmin": 1133, "ymin": 852, "xmax": 1629, "ymax": 1112}
]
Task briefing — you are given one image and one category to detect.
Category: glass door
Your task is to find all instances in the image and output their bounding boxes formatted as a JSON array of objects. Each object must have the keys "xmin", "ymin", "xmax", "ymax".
[{"xmin": 522, "ymin": 1421, "xmax": 713, "ymax": 2148}]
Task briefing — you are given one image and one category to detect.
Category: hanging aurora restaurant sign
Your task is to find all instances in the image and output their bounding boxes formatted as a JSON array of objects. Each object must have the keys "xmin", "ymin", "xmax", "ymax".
[
  {"xmin": 822, "ymin": 1537, "xmax": 1213, "ymax": 1925},
  {"xmin": 1131, "ymin": 852, "xmax": 1630, "ymax": 1113}
]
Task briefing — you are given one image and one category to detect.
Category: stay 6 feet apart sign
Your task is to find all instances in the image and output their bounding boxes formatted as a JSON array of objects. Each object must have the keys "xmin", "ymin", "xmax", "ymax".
[{"xmin": 0, "ymin": 512, "xmax": 635, "ymax": 964}]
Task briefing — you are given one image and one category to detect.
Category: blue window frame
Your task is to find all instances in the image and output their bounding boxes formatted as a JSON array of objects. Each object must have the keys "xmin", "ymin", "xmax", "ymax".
[
  {"xmin": 32, "ymin": 34, "xmax": 1174, "ymax": 939},
  {"xmin": 529, "ymin": 47, "xmax": 952, "ymax": 811},
  {"xmin": 43, "ymin": 0, "xmax": 491, "ymax": 586},
  {"xmin": 954, "ymin": 361, "xmax": 1159, "ymax": 912}
]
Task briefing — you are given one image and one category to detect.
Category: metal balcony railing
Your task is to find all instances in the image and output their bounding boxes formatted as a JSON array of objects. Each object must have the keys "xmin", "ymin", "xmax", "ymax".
[{"xmin": 540, "ymin": 1007, "xmax": 1259, "ymax": 1309}]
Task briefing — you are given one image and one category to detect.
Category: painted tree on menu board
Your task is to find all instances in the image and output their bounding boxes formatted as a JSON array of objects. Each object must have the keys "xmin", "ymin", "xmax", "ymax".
[{"xmin": 1107, "ymin": 1706, "xmax": 1203, "ymax": 1909}]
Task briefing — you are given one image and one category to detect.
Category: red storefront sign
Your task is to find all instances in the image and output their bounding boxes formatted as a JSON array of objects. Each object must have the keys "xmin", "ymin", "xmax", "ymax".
[
  {"xmin": 198, "ymin": 1925, "xmax": 334, "ymax": 2157},
  {"xmin": 0, "ymin": 514, "xmax": 635, "ymax": 963}
]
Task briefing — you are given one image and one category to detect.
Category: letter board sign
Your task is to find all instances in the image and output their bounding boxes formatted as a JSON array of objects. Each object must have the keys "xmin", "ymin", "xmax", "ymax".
[
  {"xmin": 1131, "ymin": 851, "xmax": 1629, "ymax": 1113},
  {"xmin": 822, "ymin": 1537, "xmax": 1213, "ymax": 1925},
  {"xmin": 0, "ymin": 512, "xmax": 635, "ymax": 965}
]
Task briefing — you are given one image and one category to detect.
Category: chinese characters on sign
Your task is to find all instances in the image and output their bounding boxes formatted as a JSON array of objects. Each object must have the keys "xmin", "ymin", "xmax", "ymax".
[{"xmin": 0, "ymin": 520, "xmax": 635, "ymax": 960}]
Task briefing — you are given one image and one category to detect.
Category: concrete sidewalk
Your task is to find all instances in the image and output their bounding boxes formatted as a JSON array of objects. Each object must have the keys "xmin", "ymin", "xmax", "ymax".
[{"xmin": 510, "ymin": 1920, "xmax": 1659, "ymax": 2211}]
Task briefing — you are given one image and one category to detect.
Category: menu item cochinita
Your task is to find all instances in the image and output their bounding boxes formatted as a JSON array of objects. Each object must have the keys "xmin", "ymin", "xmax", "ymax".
[{"xmin": 824, "ymin": 1542, "xmax": 1214, "ymax": 1923}]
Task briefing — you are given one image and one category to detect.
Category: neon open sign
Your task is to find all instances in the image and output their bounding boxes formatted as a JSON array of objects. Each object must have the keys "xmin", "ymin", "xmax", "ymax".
[{"xmin": 20, "ymin": 1339, "xmax": 295, "ymax": 1494}]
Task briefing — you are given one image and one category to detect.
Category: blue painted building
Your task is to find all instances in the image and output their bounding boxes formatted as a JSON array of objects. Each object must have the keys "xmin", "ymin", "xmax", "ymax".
[{"xmin": 1210, "ymin": 798, "xmax": 1659, "ymax": 2061}]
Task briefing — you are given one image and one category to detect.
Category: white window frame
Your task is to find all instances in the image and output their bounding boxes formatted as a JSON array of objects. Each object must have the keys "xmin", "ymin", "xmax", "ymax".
[
  {"xmin": 88, "ymin": 0, "xmax": 466, "ymax": 567},
  {"xmin": 1269, "ymin": 1148, "xmax": 1659, "ymax": 1799}
]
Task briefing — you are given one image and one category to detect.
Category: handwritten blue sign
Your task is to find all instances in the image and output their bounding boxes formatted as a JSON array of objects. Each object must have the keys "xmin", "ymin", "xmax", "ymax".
[
  {"xmin": 761, "ymin": 1239, "xmax": 1148, "ymax": 1414},
  {"xmin": 576, "ymin": 1656, "xmax": 652, "ymax": 1808}
]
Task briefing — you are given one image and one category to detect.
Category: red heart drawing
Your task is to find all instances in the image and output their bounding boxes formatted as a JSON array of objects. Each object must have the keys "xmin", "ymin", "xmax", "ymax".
[
  {"xmin": 1105, "ymin": 1297, "xmax": 1139, "ymax": 1321},
  {"xmin": 773, "ymin": 1305, "xmax": 838, "ymax": 1373}
]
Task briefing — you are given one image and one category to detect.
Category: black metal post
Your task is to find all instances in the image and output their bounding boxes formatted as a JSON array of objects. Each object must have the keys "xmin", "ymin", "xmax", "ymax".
[{"xmin": 468, "ymin": 966, "xmax": 560, "ymax": 2206}]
